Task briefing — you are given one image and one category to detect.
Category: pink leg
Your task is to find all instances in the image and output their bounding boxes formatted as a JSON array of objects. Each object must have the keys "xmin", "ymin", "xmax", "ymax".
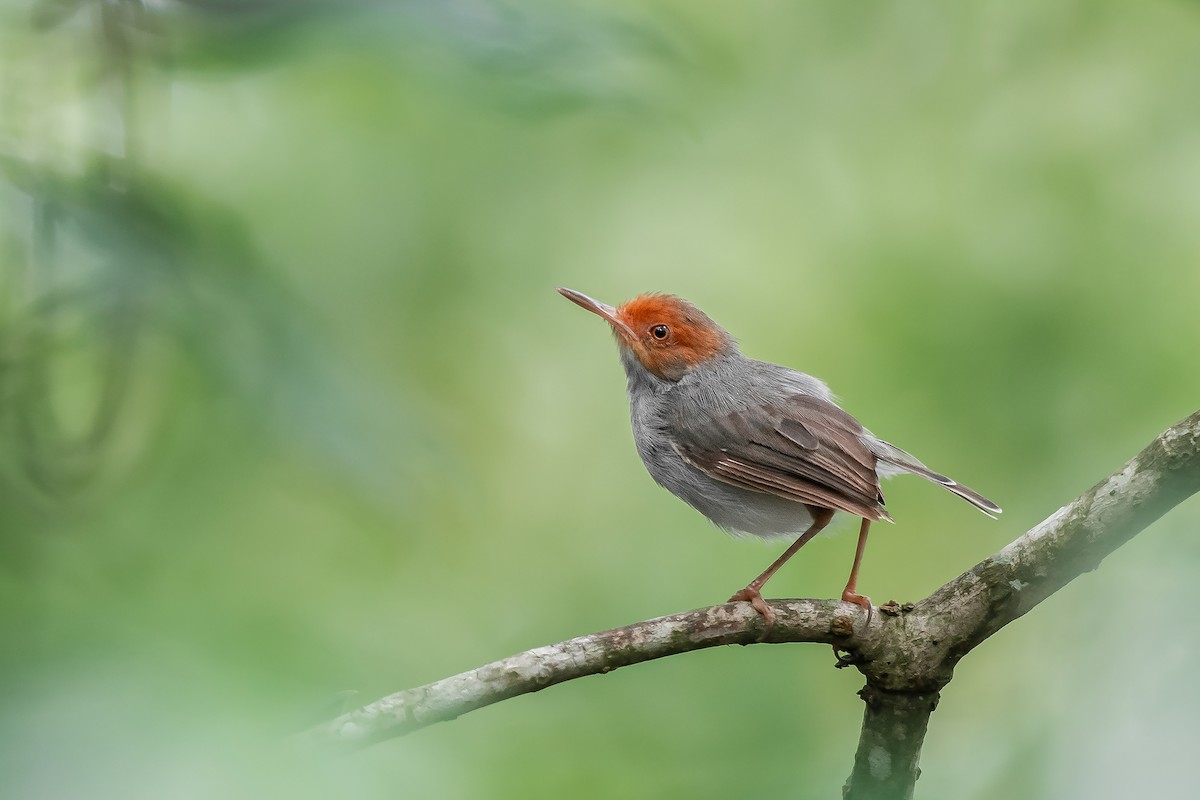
[
  {"xmin": 840, "ymin": 517, "xmax": 874, "ymax": 626},
  {"xmin": 729, "ymin": 507, "xmax": 834, "ymax": 626}
]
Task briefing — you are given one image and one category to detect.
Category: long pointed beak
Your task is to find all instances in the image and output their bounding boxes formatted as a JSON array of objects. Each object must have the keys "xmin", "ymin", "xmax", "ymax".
[{"xmin": 557, "ymin": 287, "xmax": 637, "ymax": 340}]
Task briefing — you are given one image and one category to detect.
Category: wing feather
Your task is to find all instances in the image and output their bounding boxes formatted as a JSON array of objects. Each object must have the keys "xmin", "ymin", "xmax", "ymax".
[{"xmin": 672, "ymin": 393, "xmax": 890, "ymax": 521}]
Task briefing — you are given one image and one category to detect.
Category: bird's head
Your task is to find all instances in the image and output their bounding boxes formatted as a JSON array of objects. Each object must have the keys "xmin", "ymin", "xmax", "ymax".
[{"xmin": 557, "ymin": 288, "xmax": 736, "ymax": 381}]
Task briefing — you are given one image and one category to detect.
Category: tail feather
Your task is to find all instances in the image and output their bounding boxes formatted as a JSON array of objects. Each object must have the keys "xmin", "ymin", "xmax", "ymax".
[
  {"xmin": 869, "ymin": 439, "xmax": 1002, "ymax": 518},
  {"xmin": 898, "ymin": 461, "xmax": 1002, "ymax": 518}
]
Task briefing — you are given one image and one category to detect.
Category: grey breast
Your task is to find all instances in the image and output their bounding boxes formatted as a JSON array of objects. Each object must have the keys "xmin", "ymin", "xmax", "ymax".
[{"xmin": 624, "ymin": 352, "xmax": 822, "ymax": 538}]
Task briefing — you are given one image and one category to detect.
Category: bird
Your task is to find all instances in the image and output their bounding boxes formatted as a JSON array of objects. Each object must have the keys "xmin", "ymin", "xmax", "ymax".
[{"xmin": 557, "ymin": 287, "xmax": 1001, "ymax": 627}]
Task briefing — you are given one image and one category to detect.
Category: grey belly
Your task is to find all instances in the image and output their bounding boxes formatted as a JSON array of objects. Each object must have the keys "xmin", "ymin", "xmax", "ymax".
[{"xmin": 638, "ymin": 443, "xmax": 816, "ymax": 538}]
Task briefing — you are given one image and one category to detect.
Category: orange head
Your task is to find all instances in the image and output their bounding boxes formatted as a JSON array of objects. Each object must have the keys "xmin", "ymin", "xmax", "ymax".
[{"xmin": 558, "ymin": 288, "xmax": 735, "ymax": 381}]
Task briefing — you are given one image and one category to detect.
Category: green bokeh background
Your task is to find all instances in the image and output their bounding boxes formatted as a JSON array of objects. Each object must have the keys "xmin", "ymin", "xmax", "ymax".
[{"xmin": 2, "ymin": 1, "xmax": 1198, "ymax": 798}]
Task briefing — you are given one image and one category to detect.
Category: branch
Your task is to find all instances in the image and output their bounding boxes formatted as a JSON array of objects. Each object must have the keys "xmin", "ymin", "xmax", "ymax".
[
  {"xmin": 306, "ymin": 599, "xmax": 867, "ymax": 749},
  {"xmin": 851, "ymin": 407, "xmax": 1200, "ymax": 693},
  {"xmin": 838, "ymin": 409, "xmax": 1200, "ymax": 798},
  {"xmin": 304, "ymin": 410, "xmax": 1200, "ymax": 780}
]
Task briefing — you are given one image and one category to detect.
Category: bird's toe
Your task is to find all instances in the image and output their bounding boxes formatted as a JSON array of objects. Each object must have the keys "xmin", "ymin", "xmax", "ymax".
[{"xmin": 841, "ymin": 590, "xmax": 874, "ymax": 627}]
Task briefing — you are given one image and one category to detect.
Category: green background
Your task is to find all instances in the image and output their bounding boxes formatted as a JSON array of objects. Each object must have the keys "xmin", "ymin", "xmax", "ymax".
[{"xmin": 2, "ymin": 1, "xmax": 1198, "ymax": 797}]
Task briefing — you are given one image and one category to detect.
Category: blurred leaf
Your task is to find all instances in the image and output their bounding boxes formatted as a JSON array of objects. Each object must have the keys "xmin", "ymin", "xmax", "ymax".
[
  {"xmin": 30, "ymin": 0, "xmax": 88, "ymax": 30},
  {"xmin": 0, "ymin": 155, "xmax": 440, "ymax": 508},
  {"xmin": 145, "ymin": 0, "xmax": 684, "ymax": 117}
]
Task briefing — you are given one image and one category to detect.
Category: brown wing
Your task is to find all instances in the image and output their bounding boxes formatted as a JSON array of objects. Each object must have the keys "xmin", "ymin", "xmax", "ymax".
[{"xmin": 672, "ymin": 394, "xmax": 890, "ymax": 521}]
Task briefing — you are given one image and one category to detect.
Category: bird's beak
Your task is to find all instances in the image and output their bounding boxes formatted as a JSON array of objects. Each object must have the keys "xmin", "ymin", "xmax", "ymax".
[{"xmin": 557, "ymin": 288, "xmax": 637, "ymax": 341}]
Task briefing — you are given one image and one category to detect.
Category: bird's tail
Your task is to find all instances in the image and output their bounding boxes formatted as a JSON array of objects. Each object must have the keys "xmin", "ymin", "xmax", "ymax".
[{"xmin": 870, "ymin": 439, "xmax": 1002, "ymax": 518}]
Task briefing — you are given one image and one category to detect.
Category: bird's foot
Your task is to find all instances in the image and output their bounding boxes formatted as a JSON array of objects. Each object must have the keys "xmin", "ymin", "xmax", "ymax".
[
  {"xmin": 728, "ymin": 586, "xmax": 775, "ymax": 630},
  {"xmin": 841, "ymin": 590, "xmax": 874, "ymax": 628}
]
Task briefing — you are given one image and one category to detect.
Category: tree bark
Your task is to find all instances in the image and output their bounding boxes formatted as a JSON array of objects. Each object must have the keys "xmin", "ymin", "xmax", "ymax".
[
  {"xmin": 842, "ymin": 687, "xmax": 937, "ymax": 800},
  {"xmin": 303, "ymin": 410, "xmax": 1200, "ymax": 798}
]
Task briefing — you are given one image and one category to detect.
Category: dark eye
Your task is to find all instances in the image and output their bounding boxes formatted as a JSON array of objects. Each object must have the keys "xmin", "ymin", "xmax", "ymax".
[{"xmin": 651, "ymin": 325, "xmax": 669, "ymax": 340}]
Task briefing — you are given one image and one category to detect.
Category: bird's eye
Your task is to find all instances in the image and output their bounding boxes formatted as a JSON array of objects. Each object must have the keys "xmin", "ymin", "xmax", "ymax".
[{"xmin": 651, "ymin": 325, "xmax": 669, "ymax": 340}]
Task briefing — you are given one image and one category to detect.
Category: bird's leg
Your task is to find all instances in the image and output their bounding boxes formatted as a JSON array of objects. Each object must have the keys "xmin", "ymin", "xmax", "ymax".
[
  {"xmin": 840, "ymin": 517, "xmax": 874, "ymax": 627},
  {"xmin": 728, "ymin": 507, "xmax": 833, "ymax": 626}
]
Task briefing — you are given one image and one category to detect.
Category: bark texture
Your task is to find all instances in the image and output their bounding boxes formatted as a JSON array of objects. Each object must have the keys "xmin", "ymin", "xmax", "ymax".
[
  {"xmin": 312, "ymin": 599, "xmax": 855, "ymax": 749},
  {"xmin": 305, "ymin": 411, "xmax": 1200, "ymax": 798},
  {"xmin": 843, "ymin": 686, "xmax": 937, "ymax": 800}
]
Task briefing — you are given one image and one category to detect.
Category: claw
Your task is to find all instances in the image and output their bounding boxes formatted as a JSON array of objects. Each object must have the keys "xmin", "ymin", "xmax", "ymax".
[
  {"xmin": 841, "ymin": 590, "xmax": 874, "ymax": 628},
  {"xmin": 728, "ymin": 586, "xmax": 775, "ymax": 630}
]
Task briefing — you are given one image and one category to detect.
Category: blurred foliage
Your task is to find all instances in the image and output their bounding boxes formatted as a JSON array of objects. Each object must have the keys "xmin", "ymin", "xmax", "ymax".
[{"xmin": 1, "ymin": 1, "xmax": 1199, "ymax": 798}]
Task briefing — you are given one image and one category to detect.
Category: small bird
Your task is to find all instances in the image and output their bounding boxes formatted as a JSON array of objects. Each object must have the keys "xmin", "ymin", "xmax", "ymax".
[{"xmin": 557, "ymin": 288, "xmax": 1001, "ymax": 627}]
